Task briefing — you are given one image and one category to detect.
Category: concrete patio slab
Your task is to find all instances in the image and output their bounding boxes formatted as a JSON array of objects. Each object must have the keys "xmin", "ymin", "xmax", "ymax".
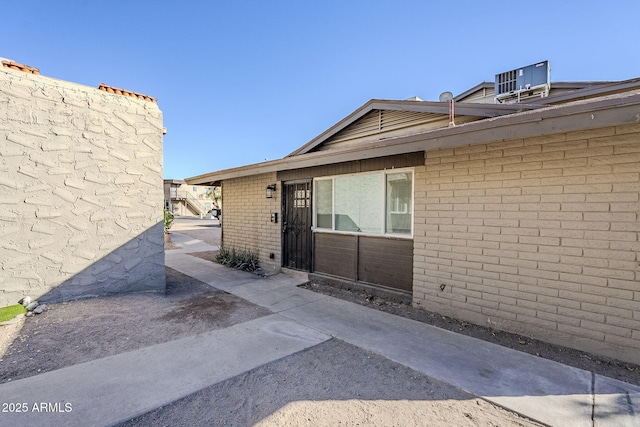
[
  {"xmin": 594, "ymin": 374, "xmax": 640, "ymax": 427},
  {"xmin": 164, "ymin": 232, "xmax": 640, "ymax": 427},
  {"xmin": 232, "ymin": 281, "xmax": 328, "ymax": 313},
  {"xmin": 0, "ymin": 314, "xmax": 330, "ymax": 427}
]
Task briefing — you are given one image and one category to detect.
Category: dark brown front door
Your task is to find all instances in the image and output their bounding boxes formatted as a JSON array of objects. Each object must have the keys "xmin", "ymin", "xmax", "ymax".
[{"xmin": 282, "ymin": 181, "xmax": 312, "ymax": 271}]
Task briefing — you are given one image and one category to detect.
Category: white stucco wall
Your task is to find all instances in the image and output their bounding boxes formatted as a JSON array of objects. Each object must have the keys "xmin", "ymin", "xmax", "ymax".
[{"xmin": 0, "ymin": 66, "xmax": 165, "ymax": 307}]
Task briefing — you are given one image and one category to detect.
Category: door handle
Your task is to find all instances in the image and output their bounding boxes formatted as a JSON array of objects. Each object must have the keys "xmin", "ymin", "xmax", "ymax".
[{"xmin": 282, "ymin": 222, "xmax": 287, "ymax": 233}]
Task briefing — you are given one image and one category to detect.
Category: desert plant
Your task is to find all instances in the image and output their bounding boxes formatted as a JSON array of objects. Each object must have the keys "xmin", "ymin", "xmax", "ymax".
[
  {"xmin": 216, "ymin": 246, "xmax": 260, "ymax": 272},
  {"xmin": 205, "ymin": 185, "xmax": 222, "ymax": 210},
  {"xmin": 164, "ymin": 208, "xmax": 174, "ymax": 233}
]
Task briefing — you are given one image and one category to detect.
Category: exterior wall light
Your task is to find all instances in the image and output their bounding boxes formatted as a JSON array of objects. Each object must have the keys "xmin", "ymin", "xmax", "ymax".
[{"xmin": 266, "ymin": 184, "xmax": 276, "ymax": 198}]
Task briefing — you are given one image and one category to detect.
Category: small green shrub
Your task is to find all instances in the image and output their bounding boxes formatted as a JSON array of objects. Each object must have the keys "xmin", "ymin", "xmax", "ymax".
[
  {"xmin": 0, "ymin": 304, "xmax": 27, "ymax": 322},
  {"xmin": 164, "ymin": 208, "xmax": 174, "ymax": 232},
  {"xmin": 216, "ymin": 247, "xmax": 260, "ymax": 272}
]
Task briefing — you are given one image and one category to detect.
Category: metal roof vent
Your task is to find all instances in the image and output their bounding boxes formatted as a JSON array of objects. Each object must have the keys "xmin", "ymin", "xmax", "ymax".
[{"xmin": 495, "ymin": 60, "xmax": 550, "ymax": 103}]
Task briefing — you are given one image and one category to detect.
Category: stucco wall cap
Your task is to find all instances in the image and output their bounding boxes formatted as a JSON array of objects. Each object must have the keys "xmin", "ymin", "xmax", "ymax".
[
  {"xmin": 1, "ymin": 58, "xmax": 157, "ymax": 103},
  {"xmin": 1, "ymin": 59, "xmax": 40, "ymax": 74},
  {"xmin": 98, "ymin": 83, "xmax": 157, "ymax": 103}
]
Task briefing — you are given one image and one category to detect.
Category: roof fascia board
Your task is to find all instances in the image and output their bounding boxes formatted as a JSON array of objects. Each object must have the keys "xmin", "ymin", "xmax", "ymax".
[
  {"xmin": 525, "ymin": 78, "xmax": 640, "ymax": 105},
  {"xmin": 453, "ymin": 81, "xmax": 493, "ymax": 101},
  {"xmin": 550, "ymin": 82, "xmax": 608, "ymax": 89},
  {"xmin": 369, "ymin": 100, "xmax": 542, "ymax": 116},
  {"xmin": 187, "ymin": 93, "xmax": 640, "ymax": 185},
  {"xmin": 452, "ymin": 81, "xmax": 590, "ymax": 102},
  {"xmin": 287, "ymin": 101, "xmax": 378, "ymax": 157},
  {"xmin": 388, "ymin": 93, "xmax": 640, "ymax": 155},
  {"xmin": 452, "ymin": 80, "xmax": 640, "ymax": 105}
]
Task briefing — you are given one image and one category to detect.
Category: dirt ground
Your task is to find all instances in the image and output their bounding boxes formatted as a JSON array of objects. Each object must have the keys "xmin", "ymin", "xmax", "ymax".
[
  {"xmin": 1, "ymin": 218, "xmax": 637, "ymax": 426},
  {"xmin": 0, "ymin": 267, "xmax": 272, "ymax": 384},
  {"xmin": 120, "ymin": 337, "xmax": 541, "ymax": 427},
  {"xmin": 1, "ymin": 267, "xmax": 543, "ymax": 427}
]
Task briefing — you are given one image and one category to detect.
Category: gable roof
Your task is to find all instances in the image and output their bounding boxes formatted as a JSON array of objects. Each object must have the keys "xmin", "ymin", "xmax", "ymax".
[
  {"xmin": 288, "ymin": 77, "xmax": 640, "ymax": 158},
  {"xmin": 186, "ymin": 88, "xmax": 640, "ymax": 186},
  {"xmin": 288, "ymin": 99, "xmax": 542, "ymax": 156}
]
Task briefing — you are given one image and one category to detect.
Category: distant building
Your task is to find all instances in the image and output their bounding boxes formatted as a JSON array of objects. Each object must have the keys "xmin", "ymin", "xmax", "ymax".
[{"xmin": 164, "ymin": 179, "xmax": 220, "ymax": 217}]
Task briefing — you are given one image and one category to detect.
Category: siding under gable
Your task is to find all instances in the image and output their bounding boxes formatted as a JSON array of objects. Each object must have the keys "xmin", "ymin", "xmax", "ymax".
[
  {"xmin": 456, "ymin": 87, "xmax": 496, "ymax": 103},
  {"xmin": 316, "ymin": 109, "xmax": 476, "ymax": 152}
]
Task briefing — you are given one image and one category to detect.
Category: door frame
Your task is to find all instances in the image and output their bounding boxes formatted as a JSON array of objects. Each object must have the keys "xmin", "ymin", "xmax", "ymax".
[{"xmin": 281, "ymin": 180, "xmax": 313, "ymax": 271}]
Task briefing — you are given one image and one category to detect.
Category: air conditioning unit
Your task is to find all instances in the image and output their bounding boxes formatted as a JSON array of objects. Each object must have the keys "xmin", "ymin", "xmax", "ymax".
[{"xmin": 495, "ymin": 61, "xmax": 550, "ymax": 103}]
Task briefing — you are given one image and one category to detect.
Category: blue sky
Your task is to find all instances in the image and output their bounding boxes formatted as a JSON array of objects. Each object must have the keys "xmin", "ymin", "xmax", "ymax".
[{"xmin": 3, "ymin": 1, "xmax": 639, "ymax": 179}]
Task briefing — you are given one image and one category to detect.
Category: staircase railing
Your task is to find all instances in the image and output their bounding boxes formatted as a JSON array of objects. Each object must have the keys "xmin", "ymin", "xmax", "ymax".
[{"xmin": 175, "ymin": 191, "xmax": 208, "ymax": 215}]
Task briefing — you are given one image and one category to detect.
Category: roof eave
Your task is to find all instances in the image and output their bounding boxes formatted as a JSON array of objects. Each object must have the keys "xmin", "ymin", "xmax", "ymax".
[
  {"xmin": 186, "ymin": 92, "xmax": 640, "ymax": 186},
  {"xmin": 526, "ymin": 77, "xmax": 640, "ymax": 105},
  {"xmin": 453, "ymin": 81, "xmax": 493, "ymax": 101}
]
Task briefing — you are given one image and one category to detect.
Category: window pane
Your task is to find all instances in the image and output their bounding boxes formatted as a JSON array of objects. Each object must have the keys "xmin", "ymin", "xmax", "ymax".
[
  {"xmin": 335, "ymin": 174, "xmax": 382, "ymax": 234},
  {"xmin": 315, "ymin": 180, "xmax": 332, "ymax": 229},
  {"xmin": 294, "ymin": 189, "xmax": 310, "ymax": 208},
  {"xmin": 386, "ymin": 172, "xmax": 412, "ymax": 234}
]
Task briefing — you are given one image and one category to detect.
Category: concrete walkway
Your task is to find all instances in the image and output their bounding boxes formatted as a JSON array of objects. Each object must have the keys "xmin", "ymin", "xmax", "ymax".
[{"xmin": 1, "ymin": 231, "xmax": 638, "ymax": 427}]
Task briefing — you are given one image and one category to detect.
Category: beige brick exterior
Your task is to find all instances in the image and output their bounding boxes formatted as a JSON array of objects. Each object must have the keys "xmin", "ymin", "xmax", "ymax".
[
  {"xmin": 221, "ymin": 173, "xmax": 281, "ymax": 273},
  {"xmin": 413, "ymin": 124, "xmax": 640, "ymax": 364},
  {"xmin": 0, "ymin": 67, "xmax": 165, "ymax": 307}
]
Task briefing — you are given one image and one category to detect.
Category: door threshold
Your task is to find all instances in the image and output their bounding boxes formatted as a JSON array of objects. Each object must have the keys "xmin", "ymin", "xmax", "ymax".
[{"xmin": 281, "ymin": 268, "xmax": 309, "ymax": 281}]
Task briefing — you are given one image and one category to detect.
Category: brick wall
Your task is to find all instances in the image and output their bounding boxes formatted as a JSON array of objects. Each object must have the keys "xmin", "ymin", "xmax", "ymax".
[
  {"xmin": 222, "ymin": 173, "xmax": 281, "ymax": 273},
  {"xmin": 0, "ymin": 67, "xmax": 165, "ymax": 307},
  {"xmin": 413, "ymin": 124, "xmax": 640, "ymax": 364}
]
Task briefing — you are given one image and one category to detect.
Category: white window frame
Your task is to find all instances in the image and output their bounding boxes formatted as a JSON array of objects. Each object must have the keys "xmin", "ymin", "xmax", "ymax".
[{"xmin": 312, "ymin": 168, "xmax": 414, "ymax": 238}]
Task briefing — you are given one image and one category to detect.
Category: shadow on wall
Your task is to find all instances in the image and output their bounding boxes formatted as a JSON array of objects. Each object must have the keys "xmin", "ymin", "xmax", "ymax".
[{"xmin": 33, "ymin": 223, "xmax": 166, "ymax": 304}]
